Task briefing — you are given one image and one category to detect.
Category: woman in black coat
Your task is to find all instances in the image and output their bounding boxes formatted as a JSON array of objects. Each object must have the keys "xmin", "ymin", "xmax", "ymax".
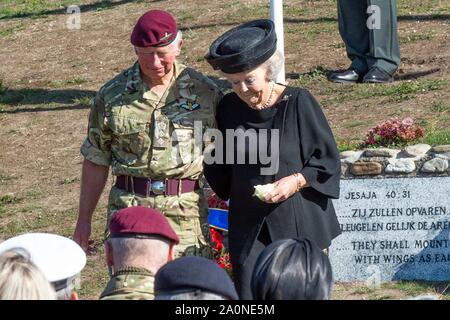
[{"xmin": 204, "ymin": 19, "xmax": 341, "ymax": 299}]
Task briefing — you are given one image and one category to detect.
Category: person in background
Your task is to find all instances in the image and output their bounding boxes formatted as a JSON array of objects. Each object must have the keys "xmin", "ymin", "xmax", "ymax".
[
  {"xmin": 251, "ymin": 238, "xmax": 333, "ymax": 300},
  {"xmin": 154, "ymin": 256, "xmax": 238, "ymax": 300},
  {"xmin": 74, "ymin": 9, "xmax": 222, "ymax": 258},
  {"xmin": 328, "ymin": 0, "xmax": 400, "ymax": 83},
  {"xmin": 0, "ymin": 249, "xmax": 56, "ymax": 300},
  {"xmin": 204, "ymin": 19, "xmax": 341, "ymax": 299},
  {"xmin": 100, "ymin": 206, "xmax": 179, "ymax": 300},
  {"xmin": 0, "ymin": 233, "xmax": 86, "ymax": 300}
]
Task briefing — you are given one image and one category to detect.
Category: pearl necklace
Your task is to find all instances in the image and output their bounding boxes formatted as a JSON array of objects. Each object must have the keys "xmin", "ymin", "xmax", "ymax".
[
  {"xmin": 262, "ymin": 81, "xmax": 275, "ymax": 109},
  {"xmin": 249, "ymin": 81, "xmax": 275, "ymax": 110}
]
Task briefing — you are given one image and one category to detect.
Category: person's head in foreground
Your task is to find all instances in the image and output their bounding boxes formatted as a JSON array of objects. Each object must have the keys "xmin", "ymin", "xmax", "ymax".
[
  {"xmin": 105, "ymin": 206, "xmax": 179, "ymax": 274},
  {"xmin": 131, "ymin": 9, "xmax": 183, "ymax": 84},
  {"xmin": 206, "ymin": 19, "xmax": 284, "ymax": 110},
  {"xmin": 251, "ymin": 238, "xmax": 333, "ymax": 300},
  {"xmin": 0, "ymin": 233, "xmax": 86, "ymax": 300},
  {"xmin": 0, "ymin": 248, "xmax": 56, "ymax": 300},
  {"xmin": 154, "ymin": 256, "xmax": 238, "ymax": 300},
  {"xmin": 101, "ymin": 206, "xmax": 179, "ymax": 300}
]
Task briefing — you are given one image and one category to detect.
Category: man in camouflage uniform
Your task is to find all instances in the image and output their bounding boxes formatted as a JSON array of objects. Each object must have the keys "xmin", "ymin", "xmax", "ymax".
[
  {"xmin": 100, "ymin": 206, "xmax": 179, "ymax": 300},
  {"xmin": 73, "ymin": 10, "xmax": 222, "ymax": 258}
]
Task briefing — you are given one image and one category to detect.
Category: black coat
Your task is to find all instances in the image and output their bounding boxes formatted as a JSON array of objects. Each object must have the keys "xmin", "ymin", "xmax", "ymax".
[{"xmin": 204, "ymin": 86, "xmax": 341, "ymax": 266}]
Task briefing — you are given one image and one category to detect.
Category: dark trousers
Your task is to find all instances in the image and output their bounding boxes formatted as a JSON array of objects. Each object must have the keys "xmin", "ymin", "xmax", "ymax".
[
  {"xmin": 232, "ymin": 222, "xmax": 271, "ymax": 300},
  {"xmin": 338, "ymin": 0, "xmax": 400, "ymax": 75}
]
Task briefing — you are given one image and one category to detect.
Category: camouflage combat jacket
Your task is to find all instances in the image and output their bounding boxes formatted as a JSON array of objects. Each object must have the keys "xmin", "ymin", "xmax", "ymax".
[
  {"xmin": 100, "ymin": 267, "xmax": 155, "ymax": 300},
  {"xmin": 81, "ymin": 61, "xmax": 222, "ymax": 180}
]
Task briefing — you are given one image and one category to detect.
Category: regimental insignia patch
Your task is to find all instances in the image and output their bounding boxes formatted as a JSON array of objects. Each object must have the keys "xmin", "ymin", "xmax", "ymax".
[{"xmin": 177, "ymin": 94, "xmax": 200, "ymax": 111}]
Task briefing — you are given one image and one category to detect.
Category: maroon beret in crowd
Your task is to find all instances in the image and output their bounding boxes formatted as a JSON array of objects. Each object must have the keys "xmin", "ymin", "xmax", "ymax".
[
  {"xmin": 131, "ymin": 9, "xmax": 178, "ymax": 47},
  {"xmin": 109, "ymin": 206, "xmax": 179, "ymax": 244}
]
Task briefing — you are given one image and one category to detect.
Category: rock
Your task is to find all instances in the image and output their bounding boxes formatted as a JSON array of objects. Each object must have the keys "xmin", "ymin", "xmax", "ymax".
[
  {"xmin": 435, "ymin": 153, "xmax": 450, "ymax": 160},
  {"xmin": 350, "ymin": 162, "xmax": 383, "ymax": 175},
  {"xmin": 420, "ymin": 158, "xmax": 449, "ymax": 173},
  {"xmin": 385, "ymin": 159, "xmax": 416, "ymax": 173},
  {"xmin": 363, "ymin": 148, "xmax": 399, "ymax": 158},
  {"xmin": 341, "ymin": 150, "xmax": 364, "ymax": 164},
  {"xmin": 431, "ymin": 145, "xmax": 450, "ymax": 153},
  {"xmin": 340, "ymin": 150, "xmax": 357, "ymax": 159},
  {"xmin": 404, "ymin": 144, "xmax": 431, "ymax": 158},
  {"xmin": 341, "ymin": 163, "xmax": 349, "ymax": 177}
]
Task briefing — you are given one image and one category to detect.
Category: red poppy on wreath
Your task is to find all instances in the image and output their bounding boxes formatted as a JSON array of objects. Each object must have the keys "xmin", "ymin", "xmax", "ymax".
[
  {"xmin": 208, "ymin": 193, "xmax": 232, "ymax": 274},
  {"xmin": 210, "ymin": 227, "xmax": 232, "ymax": 273},
  {"xmin": 207, "ymin": 193, "xmax": 229, "ymax": 210}
]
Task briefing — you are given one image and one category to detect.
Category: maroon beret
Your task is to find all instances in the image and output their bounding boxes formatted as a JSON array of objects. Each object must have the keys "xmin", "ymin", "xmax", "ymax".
[
  {"xmin": 131, "ymin": 10, "xmax": 178, "ymax": 47},
  {"xmin": 109, "ymin": 206, "xmax": 179, "ymax": 244}
]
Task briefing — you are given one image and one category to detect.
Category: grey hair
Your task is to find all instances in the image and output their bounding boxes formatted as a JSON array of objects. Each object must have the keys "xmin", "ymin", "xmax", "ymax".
[
  {"xmin": 260, "ymin": 50, "xmax": 284, "ymax": 81},
  {"xmin": 168, "ymin": 30, "xmax": 183, "ymax": 52},
  {"xmin": 219, "ymin": 50, "xmax": 284, "ymax": 81},
  {"xmin": 110, "ymin": 237, "xmax": 170, "ymax": 271}
]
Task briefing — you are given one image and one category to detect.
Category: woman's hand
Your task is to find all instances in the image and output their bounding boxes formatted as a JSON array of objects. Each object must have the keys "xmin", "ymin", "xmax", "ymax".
[{"xmin": 263, "ymin": 175, "xmax": 298, "ymax": 203}]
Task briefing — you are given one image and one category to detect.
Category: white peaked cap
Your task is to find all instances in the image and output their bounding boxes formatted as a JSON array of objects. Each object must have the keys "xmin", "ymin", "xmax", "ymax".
[{"xmin": 0, "ymin": 233, "xmax": 86, "ymax": 283}]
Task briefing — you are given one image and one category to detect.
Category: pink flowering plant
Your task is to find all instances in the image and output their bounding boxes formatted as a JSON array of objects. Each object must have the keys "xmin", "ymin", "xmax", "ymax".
[{"xmin": 363, "ymin": 117, "xmax": 425, "ymax": 147}]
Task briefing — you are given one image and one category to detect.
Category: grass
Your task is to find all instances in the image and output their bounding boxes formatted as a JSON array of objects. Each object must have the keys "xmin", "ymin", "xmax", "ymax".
[
  {"xmin": 25, "ymin": 190, "xmax": 43, "ymax": 200},
  {"xmin": 0, "ymin": 174, "xmax": 18, "ymax": 184},
  {"xmin": 336, "ymin": 138, "xmax": 361, "ymax": 152},
  {"xmin": 52, "ymin": 78, "xmax": 90, "ymax": 88},
  {"xmin": 0, "ymin": 88, "xmax": 52, "ymax": 105},
  {"xmin": 321, "ymin": 79, "xmax": 448, "ymax": 106},
  {"xmin": 72, "ymin": 95, "xmax": 93, "ymax": 107},
  {"xmin": 351, "ymin": 286, "xmax": 376, "ymax": 295},
  {"xmin": 343, "ymin": 120, "xmax": 370, "ymax": 129},
  {"xmin": 422, "ymin": 130, "xmax": 450, "ymax": 146},
  {"xmin": 78, "ymin": 254, "xmax": 109, "ymax": 298},
  {"xmin": 0, "ymin": 194, "xmax": 23, "ymax": 205},
  {"xmin": 301, "ymin": 22, "xmax": 337, "ymax": 41},
  {"xmin": 430, "ymin": 101, "xmax": 449, "ymax": 113},
  {"xmin": 345, "ymin": 281, "xmax": 444, "ymax": 300},
  {"xmin": 20, "ymin": 204, "xmax": 43, "ymax": 213},
  {"xmin": 0, "ymin": 0, "xmax": 117, "ymax": 20},
  {"xmin": 0, "ymin": 79, "xmax": 6, "ymax": 94},
  {"xmin": 0, "ymin": 88, "xmax": 96, "ymax": 109},
  {"xmin": 358, "ymin": 79, "xmax": 447, "ymax": 101},
  {"xmin": 295, "ymin": 66, "xmax": 328, "ymax": 87},
  {"xmin": 397, "ymin": 0, "xmax": 450, "ymax": 15},
  {"xmin": 400, "ymin": 33, "xmax": 435, "ymax": 44},
  {"xmin": 0, "ymin": 23, "xmax": 25, "ymax": 37},
  {"xmin": 1, "ymin": 212, "xmax": 50, "ymax": 236},
  {"xmin": 0, "ymin": 0, "xmax": 76, "ymax": 19},
  {"xmin": 382, "ymin": 281, "xmax": 438, "ymax": 297},
  {"xmin": 60, "ymin": 177, "xmax": 80, "ymax": 185},
  {"xmin": 93, "ymin": 0, "xmax": 114, "ymax": 13}
]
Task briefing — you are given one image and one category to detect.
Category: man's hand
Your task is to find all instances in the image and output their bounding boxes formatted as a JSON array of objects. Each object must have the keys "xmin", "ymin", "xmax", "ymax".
[
  {"xmin": 73, "ymin": 219, "xmax": 92, "ymax": 252},
  {"xmin": 75, "ymin": 159, "xmax": 109, "ymax": 252}
]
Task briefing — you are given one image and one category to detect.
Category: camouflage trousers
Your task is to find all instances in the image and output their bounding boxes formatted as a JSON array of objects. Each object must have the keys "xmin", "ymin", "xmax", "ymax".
[{"xmin": 105, "ymin": 186, "xmax": 212, "ymax": 259}]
